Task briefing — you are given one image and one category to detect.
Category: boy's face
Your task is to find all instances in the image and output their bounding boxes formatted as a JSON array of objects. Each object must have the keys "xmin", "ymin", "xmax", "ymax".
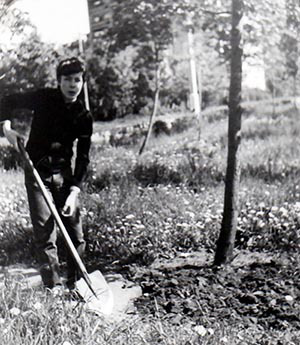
[{"xmin": 58, "ymin": 72, "xmax": 84, "ymax": 103}]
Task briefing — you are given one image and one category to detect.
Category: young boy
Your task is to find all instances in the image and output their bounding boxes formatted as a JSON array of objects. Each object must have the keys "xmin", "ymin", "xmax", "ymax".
[{"xmin": 0, "ymin": 57, "xmax": 93, "ymax": 292}]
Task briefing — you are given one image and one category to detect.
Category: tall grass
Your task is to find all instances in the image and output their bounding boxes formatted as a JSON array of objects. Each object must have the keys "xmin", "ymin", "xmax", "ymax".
[
  {"xmin": 0, "ymin": 272, "xmax": 298, "ymax": 345},
  {"xmin": 1, "ymin": 101, "xmax": 300, "ymax": 344},
  {"xmin": 1, "ymin": 103, "xmax": 300, "ymax": 264}
]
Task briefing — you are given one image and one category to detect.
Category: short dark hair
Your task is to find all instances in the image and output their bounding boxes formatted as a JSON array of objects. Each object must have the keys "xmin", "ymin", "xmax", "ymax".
[{"xmin": 56, "ymin": 57, "xmax": 85, "ymax": 81}]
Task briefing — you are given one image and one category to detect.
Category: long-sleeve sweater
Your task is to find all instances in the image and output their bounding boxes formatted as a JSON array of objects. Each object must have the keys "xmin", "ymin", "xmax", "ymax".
[{"xmin": 0, "ymin": 88, "xmax": 93, "ymax": 187}]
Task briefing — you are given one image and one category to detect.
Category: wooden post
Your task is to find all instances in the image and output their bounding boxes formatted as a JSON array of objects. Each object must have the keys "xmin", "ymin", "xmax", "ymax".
[
  {"xmin": 187, "ymin": 26, "xmax": 201, "ymax": 118},
  {"xmin": 78, "ymin": 36, "xmax": 90, "ymax": 111}
]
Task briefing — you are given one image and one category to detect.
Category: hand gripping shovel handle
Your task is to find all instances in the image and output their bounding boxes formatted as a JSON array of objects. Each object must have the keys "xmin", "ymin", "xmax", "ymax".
[{"xmin": 17, "ymin": 138, "xmax": 98, "ymax": 299}]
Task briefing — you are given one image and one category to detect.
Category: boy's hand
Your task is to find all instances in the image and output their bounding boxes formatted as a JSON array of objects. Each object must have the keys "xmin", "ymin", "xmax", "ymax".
[
  {"xmin": 61, "ymin": 186, "xmax": 80, "ymax": 217},
  {"xmin": 2, "ymin": 120, "xmax": 23, "ymax": 152}
]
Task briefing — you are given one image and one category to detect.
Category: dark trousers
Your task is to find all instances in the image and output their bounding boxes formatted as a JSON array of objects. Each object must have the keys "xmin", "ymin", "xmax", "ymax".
[{"xmin": 24, "ymin": 166, "xmax": 86, "ymax": 288}]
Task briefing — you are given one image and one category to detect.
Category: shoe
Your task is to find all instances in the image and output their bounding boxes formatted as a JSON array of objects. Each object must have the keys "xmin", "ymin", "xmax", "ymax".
[{"xmin": 66, "ymin": 279, "xmax": 76, "ymax": 291}]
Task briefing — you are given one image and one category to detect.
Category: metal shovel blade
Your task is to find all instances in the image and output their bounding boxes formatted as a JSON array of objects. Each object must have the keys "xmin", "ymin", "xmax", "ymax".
[{"xmin": 75, "ymin": 270, "xmax": 114, "ymax": 315}]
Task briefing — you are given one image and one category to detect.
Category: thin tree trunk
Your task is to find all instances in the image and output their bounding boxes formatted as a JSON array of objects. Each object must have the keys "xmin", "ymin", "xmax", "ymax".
[
  {"xmin": 272, "ymin": 87, "xmax": 276, "ymax": 118},
  {"xmin": 139, "ymin": 56, "xmax": 160, "ymax": 155},
  {"xmin": 214, "ymin": 0, "xmax": 243, "ymax": 266},
  {"xmin": 139, "ymin": 87, "xmax": 160, "ymax": 155},
  {"xmin": 78, "ymin": 37, "xmax": 90, "ymax": 111},
  {"xmin": 293, "ymin": 75, "xmax": 297, "ymax": 110}
]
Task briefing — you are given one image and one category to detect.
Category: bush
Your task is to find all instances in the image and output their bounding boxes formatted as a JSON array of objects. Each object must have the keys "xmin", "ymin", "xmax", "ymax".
[
  {"xmin": 133, "ymin": 160, "xmax": 182, "ymax": 186},
  {"xmin": 170, "ymin": 117, "xmax": 193, "ymax": 134}
]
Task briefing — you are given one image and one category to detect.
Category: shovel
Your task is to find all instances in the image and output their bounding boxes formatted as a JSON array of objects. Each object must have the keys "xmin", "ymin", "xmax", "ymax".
[{"xmin": 2, "ymin": 122, "xmax": 113, "ymax": 314}]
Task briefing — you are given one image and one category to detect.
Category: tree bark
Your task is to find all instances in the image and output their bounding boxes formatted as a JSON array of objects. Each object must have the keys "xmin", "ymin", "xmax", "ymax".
[
  {"xmin": 138, "ymin": 85, "xmax": 160, "ymax": 155},
  {"xmin": 214, "ymin": 0, "xmax": 243, "ymax": 266},
  {"xmin": 139, "ymin": 50, "xmax": 160, "ymax": 155}
]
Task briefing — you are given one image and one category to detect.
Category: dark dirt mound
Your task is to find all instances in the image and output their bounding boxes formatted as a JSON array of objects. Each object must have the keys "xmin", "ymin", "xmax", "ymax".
[{"xmin": 133, "ymin": 252, "xmax": 300, "ymax": 331}]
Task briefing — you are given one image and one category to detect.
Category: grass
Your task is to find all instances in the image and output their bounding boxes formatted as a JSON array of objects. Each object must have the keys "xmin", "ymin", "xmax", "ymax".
[{"xmin": 1, "ymin": 101, "xmax": 300, "ymax": 344}]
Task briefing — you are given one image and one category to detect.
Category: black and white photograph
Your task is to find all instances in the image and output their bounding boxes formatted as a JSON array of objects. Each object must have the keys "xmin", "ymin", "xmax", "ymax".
[{"xmin": 0, "ymin": 0, "xmax": 300, "ymax": 344}]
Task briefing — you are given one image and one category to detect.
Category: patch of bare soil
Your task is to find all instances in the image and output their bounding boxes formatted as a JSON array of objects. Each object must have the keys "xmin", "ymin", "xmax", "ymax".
[{"xmin": 133, "ymin": 250, "xmax": 300, "ymax": 331}]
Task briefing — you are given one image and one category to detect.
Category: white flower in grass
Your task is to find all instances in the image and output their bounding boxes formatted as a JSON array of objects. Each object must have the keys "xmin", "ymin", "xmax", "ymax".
[
  {"xmin": 60, "ymin": 326, "xmax": 69, "ymax": 333},
  {"xmin": 10, "ymin": 307, "xmax": 20, "ymax": 316},
  {"xmin": 33, "ymin": 302, "xmax": 43, "ymax": 310},
  {"xmin": 220, "ymin": 336, "xmax": 228, "ymax": 343},
  {"xmin": 185, "ymin": 211, "xmax": 195, "ymax": 219},
  {"xmin": 279, "ymin": 207, "xmax": 288, "ymax": 216},
  {"xmin": 285, "ymin": 295, "xmax": 294, "ymax": 302},
  {"xmin": 194, "ymin": 325, "xmax": 207, "ymax": 336}
]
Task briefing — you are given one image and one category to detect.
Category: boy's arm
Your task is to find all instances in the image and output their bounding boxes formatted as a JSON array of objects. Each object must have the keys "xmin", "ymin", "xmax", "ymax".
[
  {"xmin": 61, "ymin": 134, "xmax": 91, "ymax": 218},
  {"xmin": 73, "ymin": 135, "xmax": 92, "ymax": 188},
  {"xmin": 61, "ymin": 114, "xmax": 92, "ymax": 217},
  {"xmin": 73, "ymin": 113, "xmax": 93, "ymax": 188}
]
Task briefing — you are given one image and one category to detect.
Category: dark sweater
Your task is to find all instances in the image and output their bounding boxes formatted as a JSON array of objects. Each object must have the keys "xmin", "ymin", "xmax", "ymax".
[{"xmin": 1, "ymin": 88, "xmax": 93, "ymax": 187}]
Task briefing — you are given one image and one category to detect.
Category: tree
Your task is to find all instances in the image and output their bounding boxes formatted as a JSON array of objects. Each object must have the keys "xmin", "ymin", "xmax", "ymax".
[
  {"xmin": 0, "ymin": 32, "xmax": 76, "ymax": 95},
  {"xmin": 85, "ymin": 0, "xmax": 295, "ymax": 122},
  {"xmin": 112, "ymin": 0, "xmax": 178, "ymax": 153},
  {"xmin": 282, "ymin": 0, "xmax": 300, "ymax": 104},
  {"xmin": 214, "ymin": 0, "xmax": 244, "ymax": 266},
  {"xmin": 138, "ymin": 44, "xmax": 161, "ymax": 154},
  {"xmin": 0, "ymin": 2, "xmax": 77, "ymax": 113},
  {"xmin": 86, "ymin": 0, "xmax": 232, "ymax": 119},
  {"xmin": 87, "ymin": 45, "xmax": 137, "ymax": 120}
]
